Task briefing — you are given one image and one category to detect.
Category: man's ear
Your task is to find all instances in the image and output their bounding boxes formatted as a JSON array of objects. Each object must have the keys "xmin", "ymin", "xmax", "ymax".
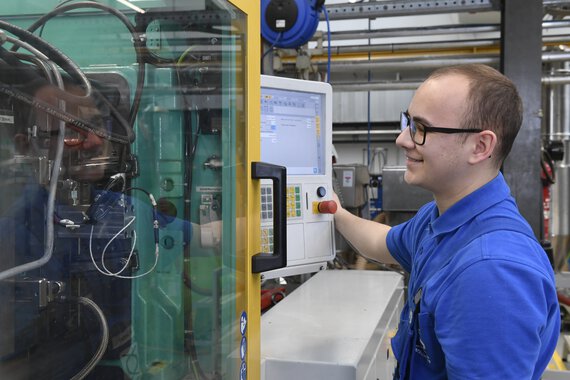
[{"xmin": 469, "ymin": 130, "xmax": 497, "ymax": 164}]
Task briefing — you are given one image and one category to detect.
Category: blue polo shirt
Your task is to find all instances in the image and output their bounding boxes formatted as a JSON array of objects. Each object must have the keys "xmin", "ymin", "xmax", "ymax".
[{"xmin": 387, "ymin": 173, "xmax": 559, "ymax": 380}]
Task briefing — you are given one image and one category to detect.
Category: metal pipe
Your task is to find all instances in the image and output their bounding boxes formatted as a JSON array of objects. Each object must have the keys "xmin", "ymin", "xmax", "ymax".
[
  {"xmin": 321, "ymin": 0, "xmax": 568, "ymax": 21},
  {"xmin": 333, "ymin": 81, "xmax": 422, "ymax": 92},
  {"xmin": 542, "ymin": 52, "xmax": 570, "ymax": 62},
  {"xmin": 322, "ymin": 24, "xmax": 501, "ymax": 41},
  {"xmin": 543, "ymin": 58, "xmax": 570, "ymax": 270},
  {"xmin": 332, "ymin": 76, "xmax": 570, "ymax": 93},
  {"xmin": 320, "ymin": 20, "xmax": 570, "ymax": 43},
  {"xmin": 321, "ymin": 0, "xmax": 496, "ymax": 21},
  {"xmin": 328, "ymin": 39, "xmax": 498, "ymax": 55},
  {"xmin": 280, "ymin": 51, "xmax": 570, "ymax": 74},
  {"xmin": 542, "ymin": 75, "xmax": 570, "ymax": 85},
  {"xmin": 305, "ymin": 39, "xmax": 570, "ymax": 62},
  {"xmin": 552, "ymin": 165, "xmax": 570, "ymax": 268},
  {"xmin": 333, "ymin": 130, "xmax": 400, "ymax": 136},
  {"xmin": 324, "ymin": 37, "xmax": 570, "ymax": 57},
  {"xmin": 543, "ymin": 20, "xmax": 570, "ymax": 29},
  {"xmin": 325, "ymin": 56, "xmax": 498, "ymax": 72}
]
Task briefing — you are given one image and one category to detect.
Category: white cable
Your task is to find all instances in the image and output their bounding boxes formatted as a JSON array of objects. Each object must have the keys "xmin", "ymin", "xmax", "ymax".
[
  {"xmin": 114, "ymin": 243, "xmax": 159, "ymax": 279},
  {"xmin": 5, "ymin": 34, "xmax": 50, "ymax": 61},
  {"xmin": 89, "ymin": 225, "xmax": 108, "ymax": 277},
  {"xmin": 0, "ymin": 61, "xmax": 65, "ymax": 281},
  {"xmin": 108, "ymin": 230, "xmax": 137, "ymax": 275},
  {"xmin": 100, "ymin": 216, "xmax": 136, "ymax": 275},
  {"xmin": 89, "ymin": 216, "xmax": 160, "ymax": 280}
]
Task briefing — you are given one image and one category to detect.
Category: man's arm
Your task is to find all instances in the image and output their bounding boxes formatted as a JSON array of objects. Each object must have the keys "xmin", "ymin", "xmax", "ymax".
[{"xmin": 333, "ymin": 193, "xmax": 397, "ymax": 265}]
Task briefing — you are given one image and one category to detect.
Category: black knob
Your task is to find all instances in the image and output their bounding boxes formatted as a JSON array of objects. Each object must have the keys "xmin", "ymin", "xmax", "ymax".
[{"xmin": 316, "ymin": 186, "xmax": 326, "ymax": 198}]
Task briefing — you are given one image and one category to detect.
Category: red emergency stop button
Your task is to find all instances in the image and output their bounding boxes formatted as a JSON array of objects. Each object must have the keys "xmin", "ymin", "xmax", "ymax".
[{"xmin": 317, "ymin": 200, "xmax": 337, "ymax": 214}]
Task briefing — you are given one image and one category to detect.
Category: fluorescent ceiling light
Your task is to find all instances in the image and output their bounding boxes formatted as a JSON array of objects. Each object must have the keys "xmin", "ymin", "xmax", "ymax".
[{"xmin": 115, "ymin": 0, "xmax": 146, "ymax": 14}]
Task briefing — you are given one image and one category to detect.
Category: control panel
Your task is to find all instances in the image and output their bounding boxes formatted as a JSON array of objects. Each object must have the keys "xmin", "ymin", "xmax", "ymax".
[{"xmin": 260, "ymin": 75, "xmax": 336, "ymax": 279}]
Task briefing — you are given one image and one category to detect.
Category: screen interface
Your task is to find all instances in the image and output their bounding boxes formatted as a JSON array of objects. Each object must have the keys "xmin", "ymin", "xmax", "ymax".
[{"xmin": 260, "ymin": 87, "xmax": 326, "ymax": 175}]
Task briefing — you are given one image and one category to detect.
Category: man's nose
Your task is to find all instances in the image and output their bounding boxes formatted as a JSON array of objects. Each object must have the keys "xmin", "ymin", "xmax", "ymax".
[{"xmin": 396, "ymin": 126, "xmax": 414, "ymax": 149}]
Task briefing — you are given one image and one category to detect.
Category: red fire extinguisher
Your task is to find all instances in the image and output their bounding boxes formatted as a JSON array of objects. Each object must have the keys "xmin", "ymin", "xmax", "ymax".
[
  {"xmin": 540, "ymin": 148, "xmax": 555, "ymax": 240},
  {"xmin": 540, "ymin": 141, "xmax": 564, "ymax": 268}
]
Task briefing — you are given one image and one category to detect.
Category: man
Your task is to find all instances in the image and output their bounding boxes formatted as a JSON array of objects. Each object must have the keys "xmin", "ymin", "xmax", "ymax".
[{"xmin": 333, "ymin": 64, "xmax": 560, "ymax": 379}]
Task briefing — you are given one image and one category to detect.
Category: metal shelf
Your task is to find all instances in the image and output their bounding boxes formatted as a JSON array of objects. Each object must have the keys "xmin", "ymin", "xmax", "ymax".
[{"xmin": 322, "ymin": 0, "xmax": 497, "ymax": 21}]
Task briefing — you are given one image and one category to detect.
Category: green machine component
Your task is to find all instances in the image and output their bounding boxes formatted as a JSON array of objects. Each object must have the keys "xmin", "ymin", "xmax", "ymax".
[{"xmin": 0, "ymin": 1, "xmax": 248, "ymax": 379}]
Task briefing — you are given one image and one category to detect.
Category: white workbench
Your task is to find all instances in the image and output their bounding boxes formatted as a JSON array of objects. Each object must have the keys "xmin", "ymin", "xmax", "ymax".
[{"xmin": 261, "ymin": 270, "xmax": 404, "ymax": 380}]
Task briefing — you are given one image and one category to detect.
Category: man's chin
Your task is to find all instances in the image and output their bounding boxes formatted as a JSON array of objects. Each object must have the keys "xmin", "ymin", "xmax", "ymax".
[{"xmin": 403, "ymin": 171, "xmax": 417, "ymax": 186}]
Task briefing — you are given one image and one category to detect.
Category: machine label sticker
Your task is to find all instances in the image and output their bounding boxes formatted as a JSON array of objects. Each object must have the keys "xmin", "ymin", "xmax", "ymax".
[
  {"xmin": 342, "ymin": 170, "xmax": 354, "ymax": 187},
  {"xmin": 240, "ymin": 361, "xmax": 247, "ymax": 380},
  {"xmin": 240, "ymin": 311, "xmax": 247, "ymax": 335},
  {"xmin": 240, "ymin": 336, "xmax": 247, "ymax": 361},
  {"xmin": 0, "ymin": 114, "xmax": 14, "ymax": 124},
  {"xmin": 196, "ymin": 186, "xmax": 222, "ymax": 193}
]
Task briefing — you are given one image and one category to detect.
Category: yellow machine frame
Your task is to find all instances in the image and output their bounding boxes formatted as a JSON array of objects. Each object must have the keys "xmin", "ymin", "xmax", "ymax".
[{"xmin": 228, "ymin": 1, "xmax": 262, "ymax": 379}]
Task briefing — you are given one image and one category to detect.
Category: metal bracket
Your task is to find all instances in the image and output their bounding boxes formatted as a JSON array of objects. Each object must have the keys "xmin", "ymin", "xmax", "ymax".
[{"xmin": 322, "ymin": 0, "xmax": 498, "ymax": 21}]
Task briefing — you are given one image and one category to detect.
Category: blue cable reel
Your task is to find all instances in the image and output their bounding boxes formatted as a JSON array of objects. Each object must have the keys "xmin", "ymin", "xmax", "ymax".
[{"xmin": 261, "ymin": 0, "xmax": 325, "ymax": 49}]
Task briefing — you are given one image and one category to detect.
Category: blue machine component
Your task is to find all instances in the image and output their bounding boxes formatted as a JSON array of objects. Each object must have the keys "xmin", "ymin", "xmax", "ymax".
[{"xmin": 261, "ymin": 0, "xmax": 325, "ymax": 49}]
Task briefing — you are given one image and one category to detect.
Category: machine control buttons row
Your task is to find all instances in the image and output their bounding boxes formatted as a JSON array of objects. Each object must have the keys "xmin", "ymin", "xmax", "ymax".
[
  {"xmin": 286, "ymin": 185, "xmax": 302, "ymax": 218},
  {"xmin": 261, "ymin": 226, "xmax": 274, "ymax": 253},
  {"xmin": 261, "ymin": 186, "xmax": 274, "ymax": 221}
]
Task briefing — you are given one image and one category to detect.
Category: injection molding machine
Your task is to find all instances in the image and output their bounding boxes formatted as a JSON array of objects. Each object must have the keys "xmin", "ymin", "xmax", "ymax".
[{"xmin": 0, "ymin": 1, "xmax": 263, "ymax": 379}]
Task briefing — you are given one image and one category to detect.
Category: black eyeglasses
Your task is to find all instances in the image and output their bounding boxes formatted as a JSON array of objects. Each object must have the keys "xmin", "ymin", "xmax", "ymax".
[{"xmin": 400, "ymin": 111, "xmax": 484, "ymax": 146}]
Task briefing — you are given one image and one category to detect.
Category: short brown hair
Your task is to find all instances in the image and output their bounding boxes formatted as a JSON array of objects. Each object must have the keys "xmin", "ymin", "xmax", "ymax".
[{"xmin": 427, "ymin": 64, "xmax": 523, "ymax": 167}]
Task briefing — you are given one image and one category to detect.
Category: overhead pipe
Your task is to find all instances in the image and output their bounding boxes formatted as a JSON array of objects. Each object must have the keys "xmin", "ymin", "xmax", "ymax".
[
  {"xmin": 321, "ymin": 0, "xmax": 496, "ymax": 21},
  {"xmin": 327, "ymin": 39, "xmax": 498, "ymax": 55},
  {"xmin": 542, "ymin": 52, "xmax": 570, "ymax": 62},
  {"xmin": 323, "ymin": 55, "xmax": 499, "ymax": 72},
  {"xmin": 322, "ymin": 0, "xmax": 570, "ymax": 21},
  {"xmin": 332, "ymin": 76, "xmax": 570, "ymax": 93},
  {"xmin": 279, "ymin": 51, "xmax": 570, "ymax": 76},
  {"xmin": 321, "ymin": 24, "xmax": 500, "ymax": 42},
  {"xmin": 319, "ymin": 20, "xmax": 570, "ymax": 43},
  {"xmin": 334, "ymin": 130, "xmax": 400, "ymax": 135},
  {"xmin": 333, "ymin": 81, "xmax": 422, "ymax": 91},
  {"xmin": 543, "ymin": 20, "xmax": 570, "ymax": 29},
  {"xmin": 542, "ymin": 76, "xmax": 570, "ymax": 85},
  {"xmin": 282, "ymin": 38, "xmax": 570, "ymax": 64},
  {"xmin": 333, "ymin": 130, "xmax": 400, "ymax": 136}
]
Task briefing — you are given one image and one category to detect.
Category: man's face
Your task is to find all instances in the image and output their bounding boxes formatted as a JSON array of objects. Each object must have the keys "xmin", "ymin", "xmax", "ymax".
[{"xmin": 396, "ymin": 74, "xmax": 473, "ymax": 196}]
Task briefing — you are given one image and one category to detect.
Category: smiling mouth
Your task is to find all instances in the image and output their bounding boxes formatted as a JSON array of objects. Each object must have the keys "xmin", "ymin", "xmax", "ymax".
[{"xmin": 407, "ymin": 156, "xmax": 423, "ymax": 163}]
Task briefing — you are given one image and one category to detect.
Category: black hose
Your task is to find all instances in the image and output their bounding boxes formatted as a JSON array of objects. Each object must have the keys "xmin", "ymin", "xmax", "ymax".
[
  {"xmin": 21, "ymin": 1, "xmax": 146, "ymax": 127},
  {"xmin": 0, "ymin": 21, "xmax": 135, "ymax": 143},
  {"xmin": 0, "ymin": 83, "xmax": 131, "ymax": 144},
  {"xmin": 0, "ymin": 20, "xmax": 92, "ymax": 96}
]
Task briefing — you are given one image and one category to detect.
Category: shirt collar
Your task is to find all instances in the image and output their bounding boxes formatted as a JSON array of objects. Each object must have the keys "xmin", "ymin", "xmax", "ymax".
[{"xmin": 429, "ymin": 172, "xmax": 511, "ymax": 236}]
